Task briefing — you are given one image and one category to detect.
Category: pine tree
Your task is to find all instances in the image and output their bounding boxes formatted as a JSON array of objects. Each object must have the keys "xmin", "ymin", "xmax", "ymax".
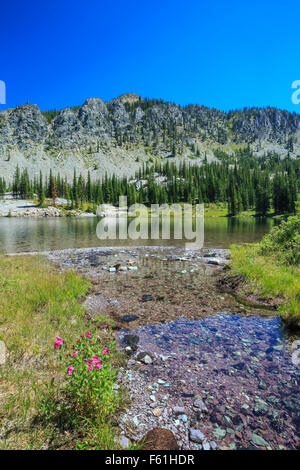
[{"xmin": 37, "ymin": 171, "xmax": 45, "ymax": 207}]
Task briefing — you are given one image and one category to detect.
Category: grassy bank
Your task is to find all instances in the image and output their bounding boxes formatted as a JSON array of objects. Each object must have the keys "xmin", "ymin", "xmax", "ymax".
[
  {"xmin": 0, "ymin": 255, "xmax": 126, "ymax": 449},
  {"xmin": 204, "ymin": 202, "xmax": 256, "ymax": 218},
  {"xmin": 230, "ymin": 216, "xmax": 300, "ymax": 328}
]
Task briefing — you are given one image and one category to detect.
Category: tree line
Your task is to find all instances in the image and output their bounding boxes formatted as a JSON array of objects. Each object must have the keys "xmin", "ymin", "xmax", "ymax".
[{"xmin": 2, "ymin": 149, "xmax": 299, "ymax": 216}]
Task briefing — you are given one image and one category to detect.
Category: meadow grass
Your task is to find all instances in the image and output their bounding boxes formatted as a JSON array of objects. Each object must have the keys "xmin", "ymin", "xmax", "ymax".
[
  {"xmin": 230, "ymin": 244, "xmax": 300, "ymax": 328},
  {"xmin": 0, "ymin": 255, "xmax": 127, "ymax": 449}
]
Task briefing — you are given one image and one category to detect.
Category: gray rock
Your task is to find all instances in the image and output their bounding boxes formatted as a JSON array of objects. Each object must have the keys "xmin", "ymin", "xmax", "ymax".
[
  {"xmin": 119, "ymin": 435, "xmax": 131, "ymax": 448},
  {"xmin": 173, "ymin": 406, "xmax": 186, "ymax": 416},
  {"xmin": 210, "ymin": 441, "xmax": 218, "ymax": 450},
  {"xmin": 193, "ymin": 398, "xmax": 208, "ymax": 412},
  {"xmin": 189, "ymin": 429, "xmax": 206, "ymax": 443},
  {"xmin": 127, "ymin": 359, "xmax": 136, "ymax": 366},
  {"xmin": 136, "ymin": 351, "xmax": 153, "ymax": 364}
]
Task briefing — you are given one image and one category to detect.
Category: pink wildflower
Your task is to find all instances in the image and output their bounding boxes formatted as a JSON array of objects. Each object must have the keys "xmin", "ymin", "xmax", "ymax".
[
  {"xmin": 88, "ymin": 365, "xmax": 94, "ymax": 372},
  {"xmin": 67, "ymin": 366, "xmax": 74, "ymax": 376},
  {"xmin": 86, "ymin": 332, "xmax": 92, "ymax": 338},
  {"xmin": 102, "ymin": 347, "xmax": 109, "ymax": 355},
  {"xmin": 54, "ymin": 336, "xmax": 63, "ymax": 349},
  {"xmin": 73, "ymin": 350, "xmax": 79, "ymax": 358}
]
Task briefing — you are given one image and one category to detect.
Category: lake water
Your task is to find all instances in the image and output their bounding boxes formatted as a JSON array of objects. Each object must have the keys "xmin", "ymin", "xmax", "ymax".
[
  {"xmin": 0, "ymin": 216, "xmax": 276, "ymax": 253},
  {"xmin": 119, "ymin": 314, "xmax": 300, "ymax": 449}
]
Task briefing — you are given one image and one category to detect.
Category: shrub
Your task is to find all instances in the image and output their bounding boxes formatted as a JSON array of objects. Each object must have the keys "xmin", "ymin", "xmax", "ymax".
[{"xmin": 259, "ymin": 216, "xmax": 300, "ymax": 265}]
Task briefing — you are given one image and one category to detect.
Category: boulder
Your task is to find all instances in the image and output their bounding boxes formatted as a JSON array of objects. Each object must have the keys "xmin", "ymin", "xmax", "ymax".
[{"xmin": 141, "ymin": 428, "xmax": 179, "ymax": 450}]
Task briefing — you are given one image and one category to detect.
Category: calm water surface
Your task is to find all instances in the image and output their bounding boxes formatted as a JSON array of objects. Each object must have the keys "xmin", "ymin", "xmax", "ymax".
[{"xmin": 0, "ymin": 216, "xmax": 276, "ymax": 253}]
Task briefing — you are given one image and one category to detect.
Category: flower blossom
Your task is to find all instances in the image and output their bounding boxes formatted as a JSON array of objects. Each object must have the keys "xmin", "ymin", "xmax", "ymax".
[
  {"xmin": 87, "ymin": 356, "xmax": 102, "ymax": 370},
  {"xmin": 67, "ymin": 366, "xmax": 74, "ymax": 376},
  {"xmin": 54, "ymin": 336, "xmax": 63, "ymax": 349}
]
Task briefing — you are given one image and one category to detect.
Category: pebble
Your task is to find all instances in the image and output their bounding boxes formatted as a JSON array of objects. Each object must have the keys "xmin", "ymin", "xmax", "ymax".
[
  {"xmin": 213, "ymin": 428, "xmax": 227, "ymax": 439},
  {"xmin": 250, "ymin": 433, "xmax": 270, "ymax": 448},
  {"xmin": 202, "ymin": 441, "xmax": 210, "ymax": 450},
  {"xmin": 127, "ymin": 359, "xmax": 136, "ymax": 366},
  {"xmin": 119, "ymin": 266, "xmax": 128, "ymax": 271},
  {"xmin": 189, "ymin": 429, "xmax": 206, "ymax": 443},
  {"xmin": 173, "ymin": 406, "xmax": 186, "ymax": 416},
  {"xmin": 118, "ymin": 435, "xmax": 131, "ymax": 448},
  {"xmin": 193, "ymin": 398, "xmax": 208, "ymax": 412}
]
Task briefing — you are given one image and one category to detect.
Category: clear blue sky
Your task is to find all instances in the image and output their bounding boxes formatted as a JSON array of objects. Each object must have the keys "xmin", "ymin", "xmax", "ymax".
[{"xmin": 0, "ymin": 0, "xmax": 299, "ymax": 112}]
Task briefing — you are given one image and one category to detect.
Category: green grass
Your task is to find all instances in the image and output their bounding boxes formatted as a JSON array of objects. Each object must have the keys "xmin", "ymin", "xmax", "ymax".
[
  {"xmin": 230, "ymin": 244, "xmax": 300, "ymax": 328},
  {"xmin": 0, "ymin": 255, "xmax": 126, "ymax": 449},
  {"xmin": 204, "ymin": 202, "xmax": 261, "ymax": 218}
]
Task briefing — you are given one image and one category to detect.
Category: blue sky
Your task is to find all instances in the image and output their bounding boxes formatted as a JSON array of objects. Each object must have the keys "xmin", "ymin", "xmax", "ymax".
[{"xmin": 0, "ymin": 0, "xmax": 299, "ymax": 112}]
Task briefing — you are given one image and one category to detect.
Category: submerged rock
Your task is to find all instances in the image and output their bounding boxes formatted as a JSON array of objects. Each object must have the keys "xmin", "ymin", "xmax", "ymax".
[
  {"xmin": 124, "ymin": 334, "xmax": 139, "ymax": 351},
  {"xmin": 250, "ymin": 433, "xmax": 270, "ymax": 448},
  {"xmin": 193, "ymin": 398, "xmax": 208, "ymax": 413},
  {"xmin": 173, "ymin": 406, "xmax": 186, "ymax": 416},
  {"xmin": 136, "ymin": 351, "xmax": 153, "ymax": 364},
  {"xmin": 189, "ymin": 429, "xmax": 206, "ymax": 443},
  {"xmin": 141, "ymin": 428, "xmax": 179, "ymax": 450},
  {"xmin": 141, "ymin": 294, "xmax": 153, "ymax": 302},
  {"xmin": 120, "ymin": 314, "xmax": 139, "ymax": 323}
]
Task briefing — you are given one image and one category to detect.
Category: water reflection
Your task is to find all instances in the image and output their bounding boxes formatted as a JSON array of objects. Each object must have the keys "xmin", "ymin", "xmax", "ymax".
[{"xmin": 0, "ymin": 216, "xmax": 276, "ymax": 253}]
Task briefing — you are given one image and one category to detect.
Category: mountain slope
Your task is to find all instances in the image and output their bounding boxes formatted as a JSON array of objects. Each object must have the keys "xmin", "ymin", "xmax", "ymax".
[{"xmin": 0, "ymin": 94, "xmax": 299, "ymax": 181}]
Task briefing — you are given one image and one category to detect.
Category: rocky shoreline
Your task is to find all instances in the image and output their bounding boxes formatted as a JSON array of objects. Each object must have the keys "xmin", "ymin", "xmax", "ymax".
[{"xmin": 0, "ymin": 197, "xmax": 96, "ymax": 217}]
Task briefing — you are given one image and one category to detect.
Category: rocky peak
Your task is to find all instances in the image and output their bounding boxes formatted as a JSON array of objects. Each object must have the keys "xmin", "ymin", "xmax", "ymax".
[
  {"xmin": 81, "ymin": 98, "xmax": 108, "ymax": 115},
  {"xmin": 8, "ymin": 104, "xmax": 48, "ymax": 142},
  {"xmin": 112, "ymin": 93, "xmax": 142, "ymax": 104},
  {"xmin": 52, "ymin": 108, "xmax": 80, "ymax": 138},
  {"xmin": 78, "ymin": 98, "xmax": 108, "ymax": 131},
  {"xmin": 109, "ymin": 101, "xmax": 130, "ymax": 126}
]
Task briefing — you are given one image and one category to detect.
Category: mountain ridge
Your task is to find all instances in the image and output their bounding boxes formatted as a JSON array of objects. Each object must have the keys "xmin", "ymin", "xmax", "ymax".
[{"xmin": 0, "ymin": 94, "xmax": 299, "ymax": 182}]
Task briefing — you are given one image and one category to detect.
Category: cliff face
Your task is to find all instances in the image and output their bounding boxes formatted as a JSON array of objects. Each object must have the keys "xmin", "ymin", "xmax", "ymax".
[{"xmin": 0, "ymin": 94, "xmax": 299, "ymax": 181}]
